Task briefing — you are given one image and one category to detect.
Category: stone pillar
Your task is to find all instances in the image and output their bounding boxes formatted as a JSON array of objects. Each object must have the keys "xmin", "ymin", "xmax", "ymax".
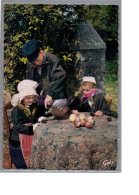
[
  {"xmin": 70, "ymin": 21, "xmax": 106, "ymax": 95},
  {"xmin": 58, "ymin": 21, "xmax": 106, "ymax": 97},
  {"xmin": 76, "ymin": 49, "xmax": 106, "ymax": 94}
]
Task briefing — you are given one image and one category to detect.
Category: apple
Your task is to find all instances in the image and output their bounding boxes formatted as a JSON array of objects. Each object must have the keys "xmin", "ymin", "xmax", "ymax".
[
  {"xmin": 87, "ymin": 116, "xmax": 93, "ymax": 121},
  {"xmin": 74, "ymin": 120, "xmax": 81, "ymax": 128},
  {"xmin": 69, "ymin": 114, "xmax": 76, "ymax": 122},
  {"xmin": 80, "ymin": 119, "xmax": 86, "ymax": 127},
  {"xmin": 74, "ymin": 117, "xmax": 81, "ymax": 128},
  {"xmin": 86, "ymin": 116, "xmax": 94, "ymax": 125},
  {"xmin": 79, "ymin": 113, "xmax": 86, "ymax": 120},
  {"xmin": 85, "ymin": 121, "xmax": 93, "ymax": 129}
]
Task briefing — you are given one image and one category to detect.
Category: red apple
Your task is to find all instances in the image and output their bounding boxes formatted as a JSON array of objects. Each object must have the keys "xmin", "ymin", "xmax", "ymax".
[
  {"xmin": 86, "ymin": 116, "xmax": 94, "ymax": 125},
  {"xmin": 85, "ymin": 121, "xmax": 93, "ymax": 129},
  {"xmin": 74, "ymin": 117, "xmax": 81, "ymax": 128},
  {"xmin": 80, "ymin": 119, "xmax": 86, "ymax": 127},
  {"xmin": 74, "ymin": 120, "xmax": 81, "ymax": 128}
]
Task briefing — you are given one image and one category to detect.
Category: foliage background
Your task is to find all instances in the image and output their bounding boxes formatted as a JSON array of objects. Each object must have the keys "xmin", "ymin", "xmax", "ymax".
[{"xmin": 4, "ymin": 4, "xmax": 118, "ymax": 114}]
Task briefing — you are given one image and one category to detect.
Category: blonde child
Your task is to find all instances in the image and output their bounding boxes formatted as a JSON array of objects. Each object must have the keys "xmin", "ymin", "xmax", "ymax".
[{"xmin": 70, "ymin": 76, "xmax": 111, "ymax": 116}]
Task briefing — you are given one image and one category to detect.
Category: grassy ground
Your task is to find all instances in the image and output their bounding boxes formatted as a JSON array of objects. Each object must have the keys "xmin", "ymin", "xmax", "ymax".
[{"xmin": 105, "ymin": 77, "xmax": 118, "ymax": 118}]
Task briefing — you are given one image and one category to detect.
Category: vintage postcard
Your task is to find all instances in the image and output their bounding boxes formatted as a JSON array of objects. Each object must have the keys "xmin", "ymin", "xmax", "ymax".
[{"xmin": 0, "ymin": 0, "xmax": 121, "ymax": 172}]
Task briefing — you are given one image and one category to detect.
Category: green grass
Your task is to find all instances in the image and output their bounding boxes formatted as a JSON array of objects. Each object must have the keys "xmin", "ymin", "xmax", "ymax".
[{"xmin": 105, "ymin": 77, "xmax": 118, "ymax": 118}]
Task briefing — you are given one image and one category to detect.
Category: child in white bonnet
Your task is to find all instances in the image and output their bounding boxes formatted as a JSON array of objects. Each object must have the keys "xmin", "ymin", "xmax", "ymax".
[
  {"xmin": 10, "ymin": 79, "xmax": 46, "ymax": 168},
  {"xmin": 70, "ymin": 76, "xmax": 111, "ymax": 116}
]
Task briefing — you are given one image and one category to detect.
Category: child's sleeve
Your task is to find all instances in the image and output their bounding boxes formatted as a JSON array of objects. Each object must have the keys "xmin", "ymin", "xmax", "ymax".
[
  {"xmin": 69, "ymin": 96, "xmax": 81, "ymax": 111},
  {"xmin": 11, "ymin": 108, "xmax": 34, "ymax": 135},
  {"xmin": 101, "ymin": 98, "xmax": 111, "ymax": 116},
  {"xmin": 69, "ymin": 96, "xmax": 90, "ymax": 112},
  {"xmin": 94, "ymin": 94, "xmax": 111, "ymax": 116}
]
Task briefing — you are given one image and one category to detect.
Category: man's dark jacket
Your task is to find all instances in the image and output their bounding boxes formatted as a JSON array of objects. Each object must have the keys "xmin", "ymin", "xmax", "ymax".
[{"xmin": 27, "ymin": 52, "xmax": 67, "ymax": 100}]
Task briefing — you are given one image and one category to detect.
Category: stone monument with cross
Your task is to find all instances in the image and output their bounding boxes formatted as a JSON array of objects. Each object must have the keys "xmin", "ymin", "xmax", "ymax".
[{"xmin": 59, "ymin": 21, "xmax": 106, "ymax": 97}]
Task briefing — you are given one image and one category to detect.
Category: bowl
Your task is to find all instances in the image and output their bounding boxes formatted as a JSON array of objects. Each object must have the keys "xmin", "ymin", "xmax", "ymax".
[{"xmin": 51, "ymin": 99, "xmax": 69, "ymax": 118}]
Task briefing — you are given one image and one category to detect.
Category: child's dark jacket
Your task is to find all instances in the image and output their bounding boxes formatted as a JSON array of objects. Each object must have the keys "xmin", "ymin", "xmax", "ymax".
[
  {"xmin": 10, "ymin": 103, "xmax": 45, "ymax": 143},
  {"xmin": 70, "ymin": 92, "xmax": 111, "ymax": 116}
]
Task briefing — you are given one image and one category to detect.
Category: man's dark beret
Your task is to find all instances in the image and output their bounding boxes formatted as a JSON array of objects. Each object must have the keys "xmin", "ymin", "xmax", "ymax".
[{"xmin": 22, "ymin": 39, "xmax": 40, "ymax": 63}]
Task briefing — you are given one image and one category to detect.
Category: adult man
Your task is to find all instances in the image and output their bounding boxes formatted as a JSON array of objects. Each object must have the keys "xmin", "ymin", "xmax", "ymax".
[{"xmin": 22, "ymin": 39, "xmax": 67, "ymax": 108}]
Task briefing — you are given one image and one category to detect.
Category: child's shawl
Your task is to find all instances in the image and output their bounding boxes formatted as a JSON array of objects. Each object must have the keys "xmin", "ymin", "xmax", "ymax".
[
  {"xmin": 81, "ymin": 89, "xmax": 102, "ymax": 103},
  {"xmin": 17, "ymin": 103, "xmax": 37, "ymax": 118}
]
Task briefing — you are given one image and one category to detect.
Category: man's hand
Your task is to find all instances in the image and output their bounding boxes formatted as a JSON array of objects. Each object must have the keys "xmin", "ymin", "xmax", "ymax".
[
  {"xmin": 94, "ymin": 111, "xmax": 103, "ymax": 117},
  {"xmin": 44, "ymin": 95, "xmax": 53, "ymax": 108}
]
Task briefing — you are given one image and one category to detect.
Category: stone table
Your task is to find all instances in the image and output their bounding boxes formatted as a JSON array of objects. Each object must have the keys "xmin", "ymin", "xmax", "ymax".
[{"xmin": 30, "ymin": 114, "xmax": 118, "ymax": 170}]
